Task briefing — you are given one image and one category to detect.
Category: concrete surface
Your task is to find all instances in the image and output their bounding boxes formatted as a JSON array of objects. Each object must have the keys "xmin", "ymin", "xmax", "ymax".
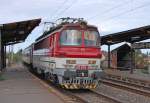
[{"xmin": 0, "ymin": 64, "xmax": 64, "ymax": 103}]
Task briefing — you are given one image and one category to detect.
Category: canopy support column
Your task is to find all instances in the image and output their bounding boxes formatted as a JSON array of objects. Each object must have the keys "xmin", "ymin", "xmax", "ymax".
[
  {"xmin": 0, "ymin": 26, "xmax": 2, "ymax": 71},
  {"xmin": 108, "ymin": 44, "xmax": 111, "ymax": 68},
  {"xmin": 130, "ymin": 45, "xmax": 134, "ymax": 74},
  {"xmin": 4, "ymin": 45, "xmax": 6, "ymax": 68}
]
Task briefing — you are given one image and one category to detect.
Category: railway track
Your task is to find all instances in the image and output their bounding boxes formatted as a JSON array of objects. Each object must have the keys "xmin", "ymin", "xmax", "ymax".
[
  {"xmin": 41, "ymin": 77, "xmax": 123, "ymax": 103},
  {"xmin": 99, "ymin": 77, "xmax": 150, "ymax": 97},
  {"xmin": 104, "ymin": 74, "xmax": 150, "ymax": 88},
  {"xmin": 71, "ymin": 89, "xmax": 123, "ymax": 103},
  {"xmin": 26, "ymin": 64, "xmax": 150, "ymax": 103},
  {"xmin": 28, "ymin": 68, "xmax": 124, "ymax": 103}
]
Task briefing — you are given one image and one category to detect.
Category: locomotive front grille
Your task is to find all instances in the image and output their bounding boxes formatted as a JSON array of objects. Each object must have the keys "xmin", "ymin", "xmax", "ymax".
[
  {"xmin": 76, "ymin": 70, "xmax": 88, "ymax": 77},
  {"xmin": 62, "ymin": 78, "xmax": 97, "ymax": 89}
]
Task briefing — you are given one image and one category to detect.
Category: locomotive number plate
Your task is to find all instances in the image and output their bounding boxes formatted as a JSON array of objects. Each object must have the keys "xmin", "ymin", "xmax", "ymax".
[
  {"xmin": 75, "ymin": 65, "xmax": 89, "ymax": 70},
  {"xmin": 75, "ymin": 65, "xmax": 97, "ymax": 70},
  {"xmin": 76, "ymin": 70, "xmax": 88, "ymax": 77}
]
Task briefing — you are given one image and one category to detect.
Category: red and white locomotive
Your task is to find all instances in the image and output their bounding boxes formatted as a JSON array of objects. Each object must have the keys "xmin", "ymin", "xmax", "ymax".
[{"xmin": 22, "ymin": 18, "xmax": 103, "ymax": 89}]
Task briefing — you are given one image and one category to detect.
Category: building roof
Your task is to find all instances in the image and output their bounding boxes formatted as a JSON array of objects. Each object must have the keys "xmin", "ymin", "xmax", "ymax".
[
  {"xmin": 111, "ymin": 44, "xmax": 132, "ymax": 52},
  {"xmin": 0, "ymin": 18, "xmax": 41, "ymax": 45},
  {"xmin": 101, "ymin": 25, "xmax": 150, "ymax": 45}
]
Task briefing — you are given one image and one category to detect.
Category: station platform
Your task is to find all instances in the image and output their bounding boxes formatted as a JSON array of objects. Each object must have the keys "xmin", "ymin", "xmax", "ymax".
[
  {"xmin": 104, "ymin": 69, "xmax": 150, "ymax": 83},
  {"xmin": 0, "ymin": 63, "xmax": 64, "ymax": 103}
]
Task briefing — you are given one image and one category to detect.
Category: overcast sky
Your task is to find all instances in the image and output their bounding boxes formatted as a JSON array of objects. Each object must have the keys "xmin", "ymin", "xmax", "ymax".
[{"xmin": 0, "ymin": 0, "xmax": 150, "ymax": 53}]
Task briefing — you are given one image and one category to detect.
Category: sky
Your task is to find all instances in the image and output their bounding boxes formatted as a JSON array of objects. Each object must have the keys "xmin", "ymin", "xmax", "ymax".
[{"xmin": 0, "ymin": 0, "xmax": 150, "ymax": 53}]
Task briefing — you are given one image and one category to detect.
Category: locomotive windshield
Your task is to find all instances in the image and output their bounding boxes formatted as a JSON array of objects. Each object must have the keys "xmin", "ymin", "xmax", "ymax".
[
  {"xmin": 60, "ymin": 29, "xmax": 100, "ymax": 47},
  {"xmin": 60, "ymin": 29, "xmax": 82, "ymax": 46},
  {"xmin": 84, "ymin": 30, "xmax": 100, "ymax": 47}
]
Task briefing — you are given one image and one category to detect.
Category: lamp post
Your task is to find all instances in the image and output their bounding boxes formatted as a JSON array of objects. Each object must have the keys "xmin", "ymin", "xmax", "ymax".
[
  {"xmin": 148, "ymin": 52, "xmax": 150, "ymax": 74},
  {"xmin": 0, "ymin": 25, "xmax": 3, "ymax": 71}
]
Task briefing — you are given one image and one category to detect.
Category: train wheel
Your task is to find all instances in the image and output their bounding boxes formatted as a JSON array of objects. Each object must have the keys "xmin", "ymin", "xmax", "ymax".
[
  {"xmin": 41, "ymin": 70, "xmax": 45, "ymax": 79},
  {"xmin": 29, "ymin": 64, "xmax": 33, "ymax": 72},
  {"xmin": 44, "ymin": 72, "xmax": 49, "ymax": 80},
  {"xmin": 34, "ymin": 68, "xmax": 38, "ymax": 74},
  {"xmin": 52, "ymin": 74, "xmax": 59, "ymax": 84}
]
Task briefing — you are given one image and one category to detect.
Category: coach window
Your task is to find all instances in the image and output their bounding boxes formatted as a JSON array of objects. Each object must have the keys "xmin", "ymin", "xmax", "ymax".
[{"xmin": 60, "ymin": 30, "xmax": 82, "ymax": 46}]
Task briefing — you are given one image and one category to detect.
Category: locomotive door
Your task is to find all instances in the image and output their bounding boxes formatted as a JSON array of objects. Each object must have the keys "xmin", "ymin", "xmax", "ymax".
[
  {"xmin": 50, "ymin": 34, "xmax": 55, "ymax": 56},
  {"xmin": 30, "ymin": 47, "xmax": 33, "ymax": 64}
]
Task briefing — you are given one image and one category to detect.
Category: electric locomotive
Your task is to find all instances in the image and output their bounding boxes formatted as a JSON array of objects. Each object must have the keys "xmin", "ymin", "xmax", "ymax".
[{"xmin": 22, "ymin": 17, "xmax": 103, "ymax": 89}]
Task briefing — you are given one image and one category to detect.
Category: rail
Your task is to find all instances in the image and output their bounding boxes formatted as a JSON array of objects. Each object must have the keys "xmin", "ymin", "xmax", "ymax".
[{"xmin": 100, "ymin": 75, "xmax": 150, "ymax": 97}]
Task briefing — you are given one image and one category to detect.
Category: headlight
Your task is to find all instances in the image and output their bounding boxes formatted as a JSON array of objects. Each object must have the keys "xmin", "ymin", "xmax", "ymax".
[
  {"xmin": 66, "ymin": 60, "xmax": 76, "ymax": 64},
  {"xmin": 88, "ymin": 60, "xmax": 96, "ymax": 64},
  {"xmin": 49, "ymin": 63, "xmax": 56, "ymax": 69}
]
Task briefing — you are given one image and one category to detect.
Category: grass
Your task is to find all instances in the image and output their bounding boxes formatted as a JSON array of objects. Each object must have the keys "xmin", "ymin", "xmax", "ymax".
[
  {"xmin": 141, "ymin": 68, "xmax": 149, "ymax": 74},
  {"xmin": 0, "ymin": 74, "xmax": 5, "ymax": 81}
]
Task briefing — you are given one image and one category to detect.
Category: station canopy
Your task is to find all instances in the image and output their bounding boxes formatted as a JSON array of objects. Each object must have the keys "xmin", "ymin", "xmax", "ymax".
[
  {"xmin": 0, "ymin": 18, "xmax": 41, "ymax": 45},
  {"xmin": 101, "ymin": 25, "xmax": 150, "ymax": 45}
]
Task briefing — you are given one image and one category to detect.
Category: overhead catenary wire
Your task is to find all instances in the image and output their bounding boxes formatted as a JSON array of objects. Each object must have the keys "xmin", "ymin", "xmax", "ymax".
[
  {"xmin": 45, "ymin": 1, "xmax": 150, "ymax": 27},
  {"xmin": 101, "ymin": 2, "xmax": 150, "ymax": 23},
  {"xmin": 50, "ymin": 0, "xmax": 70, "ymax": 20},
  {"xmin": 53, "ymin": 0, "xmax": 78, "ymax": 19},
  {"xmin": 87, "ymin": 0, "xmax": 132, "ymax": 20}
]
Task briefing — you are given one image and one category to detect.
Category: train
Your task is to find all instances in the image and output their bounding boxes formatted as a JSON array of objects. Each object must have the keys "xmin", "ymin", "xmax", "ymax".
[{"xmin": 22, "ymin": 17, "xmax": 103, "ymax": 89}]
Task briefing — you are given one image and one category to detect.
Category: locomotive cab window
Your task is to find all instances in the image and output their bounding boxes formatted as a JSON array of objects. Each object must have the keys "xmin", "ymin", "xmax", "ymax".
[
  {"xmin": 84, "ymin": 30, "xmax": 100, "ymax": 47},
  {"xmin": 60, "ymin": 29, "xmax": 82, "ymax": 46}
]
